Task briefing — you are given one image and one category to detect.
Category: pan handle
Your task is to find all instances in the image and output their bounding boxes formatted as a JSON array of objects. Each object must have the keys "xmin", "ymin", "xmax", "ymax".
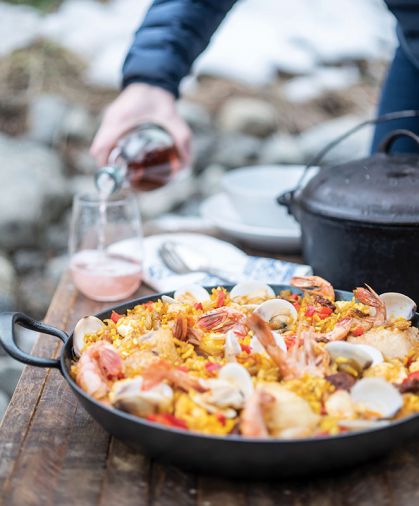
[
  {"xmin": 0, "ymin": 312, "xmax": 68, "ymax": 369},
  {"xmin": 378, "ymin": 129, "xmax": 419, "ymax": 154}
]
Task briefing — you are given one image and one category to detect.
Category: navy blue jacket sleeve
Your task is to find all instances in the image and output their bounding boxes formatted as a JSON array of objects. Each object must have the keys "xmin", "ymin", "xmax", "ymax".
[{"xmin": 122, "ymin": 0, "xmax": 237, "ymax": 97}]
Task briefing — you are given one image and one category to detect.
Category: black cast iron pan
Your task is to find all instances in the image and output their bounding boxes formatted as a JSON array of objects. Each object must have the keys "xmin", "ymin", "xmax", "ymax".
[{"xmin": 1, "ymin": 284, "xmax": 419, "ymax": 480}]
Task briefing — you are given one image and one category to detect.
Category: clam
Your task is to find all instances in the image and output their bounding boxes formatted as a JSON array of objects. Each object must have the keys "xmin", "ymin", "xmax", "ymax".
[
  {"xmin": 218, "ymin": 363, "xmax": 254, "ymax": 400},
  {"xmin": 174, "ymin": 284, "xmax": 210, "ymax": 304},
  {"xmin": 162, "ymin": 295, "xmax": 177, "ymax": 304},
  {"xmin": 230, "ymin": 282, "xmax": 274, "ymax": 303},
  {"xmin": 350, "ymin": 377, "xmax": 403, "ymax": 418},
  {"xmin": 380, "ymin": 292, "xmax": 416, "ymax": 321},
  {"xmin": 110, "ymin": 377, "xmax": 173, "ymax": 418},
  {"xmin": 325, "ymin": 341, "xmax": 383, "ymax": 372},
  {"xmin": 254, "ymin": 299, "xmax": 297, "ymax": 331},
  {"xmin": 251, "ymin": 331, "xmax": 287, "ymax": 355},
  {"xmin": 73, "ymin": 316, "xmax": 104, "ymax": 357}
]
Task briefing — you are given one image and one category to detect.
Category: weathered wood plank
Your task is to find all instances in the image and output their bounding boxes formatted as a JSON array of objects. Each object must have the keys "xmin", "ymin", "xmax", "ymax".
[
  {"xmin": 150, "ymin": 463, "xmax": 196, "ymax": 506},
  {"xmin": 0, "ymin": 273, "xmax": 76, "ymax": 493},
  {"xmin": 99, "ymin": 439, "xmax": 150, "ymax": 506},
  {"xmin": 197, "ymin": 477, "xmax": 246, "ymax": 506}
]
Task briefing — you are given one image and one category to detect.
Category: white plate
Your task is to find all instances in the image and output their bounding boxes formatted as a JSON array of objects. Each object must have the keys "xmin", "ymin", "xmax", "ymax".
[{"xmin": 200, "ymin": 193, "xmax": 301, "ymax": 252}]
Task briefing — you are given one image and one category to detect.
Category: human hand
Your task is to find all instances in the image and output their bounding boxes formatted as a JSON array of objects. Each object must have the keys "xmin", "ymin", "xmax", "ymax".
[{"xmin": 90, "ymin": 83, "xmax": 191, "ymax": 166}]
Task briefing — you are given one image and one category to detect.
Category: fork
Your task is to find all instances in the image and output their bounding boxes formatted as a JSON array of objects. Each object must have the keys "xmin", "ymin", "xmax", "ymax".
[{"xmin": 159, "ymin": 241, "xmax": 239, "ymax": 283}]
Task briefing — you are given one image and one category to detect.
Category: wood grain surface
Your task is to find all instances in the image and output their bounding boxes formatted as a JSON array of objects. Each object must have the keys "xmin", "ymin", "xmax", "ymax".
[{"xmin": 1, "ymin": 272, "xmax": 419, "ymax": 505}]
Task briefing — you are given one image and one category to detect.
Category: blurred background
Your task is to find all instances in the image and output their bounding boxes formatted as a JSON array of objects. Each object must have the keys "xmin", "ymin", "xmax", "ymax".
[{"xmin": 0, "ymin": 0, "xmax": 396, "ymax": 413}]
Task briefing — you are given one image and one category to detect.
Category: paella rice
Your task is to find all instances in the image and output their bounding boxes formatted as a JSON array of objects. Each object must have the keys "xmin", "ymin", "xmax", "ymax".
[{"xmin": 71, "ymin": 277, "xmax": 419, "ymax": 439}]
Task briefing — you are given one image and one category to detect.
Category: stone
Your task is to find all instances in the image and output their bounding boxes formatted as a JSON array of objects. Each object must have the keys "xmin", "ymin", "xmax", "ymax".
[
  {"xmin": 217, "ymin": 97, "xmax": 277, "ymax": 138},
  {"xmin": 0, "ymin": 254, "xmax": 16, "ymax": 313},
  {"xmin": 62, "ymin": 105, "xmax": 97, "ymax": 143},
  {"xmin": 177, "ymin": 100, "xmax": 212, "ymax": 133},
  {"xmin": 298, "ymin": 115, "xmax": 371, "ymax": 166},
  {"xmin": 13, "ymin": 249, "xmax": 45, "ymax": 275},
  {"xmin": 17, "ymin": 272, "xmax": 58, "ymax": 320},
  {"xmin": 259, "ymin": 134, "xmax": 304, "ymax": 165},
  {"xmin": 0, "ymin": 357, "xmax": 23, "ymax": 397},
  {"xmin": 211, "ymin": 133, "xmax": 262, "ymax": 169},
  {"xmin": 0, "ymin": 134, "xmax": 70, "ymax": 251},
  {"xmin": 46, "ymin": 254, "xmax": 69, "ymax": 284},
  {"xmin": 27, "ymin": 94, "xmax": 69, "ymax": 146},
  {"xmin": 191, "ymin": 131, "xmax": 218, "ymax": 173},
  {"xmin": 198, "ymin": 164, "xmax": 227, "ymax": 197}
]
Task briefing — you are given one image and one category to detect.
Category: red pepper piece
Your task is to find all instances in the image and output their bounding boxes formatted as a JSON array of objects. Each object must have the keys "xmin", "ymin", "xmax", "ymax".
[
  {"xmin": 215, "ymin": 412, "xmax": 226, "ymax": 425},
  {"xmin": 194, "ymin": 302, "xmax": 203, "ymax": 311},
  {"xmin": 205, "ymin": 362, "xmax": 221, "ymax": 373},
  {"xmin": 147, "ymin": 413, "xmax": 188, "ymax": 430},
  {"xmin": 290, "ymin": 293, "xmax": 299, "ymax": 301},
  {"xmin": 110, "ymin": 310, "xmax": 123, "ymax": 323},
  {"xmin": 305, "ymin": 306, "xmax": 316, "ymax": 317},
  {"xmin": 318, "ymin": 307, "xmax": 333, "ymax": 320},
  {"xmin": 240, "ymin": 343, "xmax": 251, "ymax": 354},
  {"xmin": 293, "ymin": 302, "xmax": 301, "ymax": 311},
  {"xmin": 351, "ymin": 327, "xmax": 365, "ymax": 337},
  {"xmin": 215, "ymin": 290, "xmax": 226, "ymax": 308}
]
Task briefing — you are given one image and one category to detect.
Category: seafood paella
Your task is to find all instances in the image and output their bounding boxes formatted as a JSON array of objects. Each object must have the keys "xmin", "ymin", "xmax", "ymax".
[{"xmin": 71, "ymin": 277, "xmax": 419, "ymax": 439}]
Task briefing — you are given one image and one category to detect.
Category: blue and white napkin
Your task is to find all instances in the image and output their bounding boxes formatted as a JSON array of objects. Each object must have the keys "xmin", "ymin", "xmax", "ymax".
[{"xmin": 141, "ymin": 234, "xmax": 312, "ymax": 292}]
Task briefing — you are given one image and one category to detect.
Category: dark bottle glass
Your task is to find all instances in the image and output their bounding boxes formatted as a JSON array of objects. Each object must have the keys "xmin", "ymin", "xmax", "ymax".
[{"xmin": 95, "ymin": 123, "xmax": 183, "ymax": 195}]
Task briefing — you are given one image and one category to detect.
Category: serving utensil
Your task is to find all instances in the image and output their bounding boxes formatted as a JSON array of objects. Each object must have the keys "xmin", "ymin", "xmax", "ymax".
[{"xmin": 159, "ymin": 240, "xmax": 238, "ymax": 283}]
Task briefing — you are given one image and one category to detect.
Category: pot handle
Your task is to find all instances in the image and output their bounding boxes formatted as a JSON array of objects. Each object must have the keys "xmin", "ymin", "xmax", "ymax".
[
  {"xmin": 0, "ymin": 312, "xmax": 68, "ymax": 369},
  {"xmin": 378, "ymin": 129, "xmax": 419, "ymax": 154}
]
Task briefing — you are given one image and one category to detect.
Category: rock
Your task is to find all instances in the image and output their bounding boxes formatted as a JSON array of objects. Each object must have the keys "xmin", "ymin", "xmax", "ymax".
[
  {"xmin": 27, "ymin": 94, "xmax": 69, "ymax": 146},
  {"xmin": 177, "ymin": 100, "xmax": 212, "ymax": 133},
  {"xmin": 62, "ymin": 105, "xmax": 96, "ymax": 143},
  {"xmin": 0, "ymin": 357, "xmax": 23, "ymax": 396},
  {"xmin": 198, "ymin": 164, "xmax": 227, "ymax": 197},
  {"xmin": 46, "ymin": 255, "xmax": 69, "ymax": 284},
  {"xmin": 0, "ymin": 391, "xmax": 9, "ymax": 421},
  {"xmin": 259, "ymin": 134, "xmax": 304, "ymax": 165},
  {"xmin": 298, "ymin": 115, "xmax": 371, "ymax": 165},
  {"xmin": 44, "ymin": 216, "xmax": 71, "ymax": 255},
  {"xmin": 0, "ymin": 134, "xmax": 70, "ymax": 251},
  {"xmin": 191, "ymin": 131, "xmax": 218, "ymax": 173},
  {"xmin": 211, "ymin": 133, "xmax": 262, "ymax": 168},
  {"xmin": 17, "ymin": 272, "xmax": 58, "ymax": 320},
  {"xmin": 0, "ymin": 254, "xmax": 16, "ymax": 313},
  {"xmin": 217, "ymin": 97, "xmax": 277, "ymax": 138},
  {"xmin": 13, "ymin": 249, "xmax": 45, "ymax": 275}
]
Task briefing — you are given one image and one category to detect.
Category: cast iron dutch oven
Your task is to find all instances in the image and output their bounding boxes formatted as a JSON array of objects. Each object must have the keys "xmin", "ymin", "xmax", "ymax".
[
  {"xmin": 279, "ymin": 128, "xmax": 419, "ymax": 302},
  {"xmin": 1, "ymin": 285, "xmax": 419, "ymax": 480}
]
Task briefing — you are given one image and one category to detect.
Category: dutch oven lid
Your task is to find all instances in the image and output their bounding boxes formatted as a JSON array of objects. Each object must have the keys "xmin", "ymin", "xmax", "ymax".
[{"xmin": 298, "ymin": 130, "xmax": 419, "ymax": 225}]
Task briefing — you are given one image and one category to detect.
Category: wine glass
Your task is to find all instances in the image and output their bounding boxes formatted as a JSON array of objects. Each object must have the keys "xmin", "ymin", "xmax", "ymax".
[{"xmin": 69, "ymin": 191, "xmax": 143, "ymax": 301}]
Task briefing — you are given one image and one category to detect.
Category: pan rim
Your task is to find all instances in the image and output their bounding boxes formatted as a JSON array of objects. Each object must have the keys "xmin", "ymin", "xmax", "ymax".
[{"xmin": 61, "ymin": 284, "xmax": 419, "ymax": 445}]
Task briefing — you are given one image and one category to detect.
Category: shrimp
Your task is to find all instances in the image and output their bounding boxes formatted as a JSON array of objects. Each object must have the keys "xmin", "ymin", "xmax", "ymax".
[
  {"xmin": 291, "ymin": 275, "xmax": 335, "ymax": 301},
  {"xmin": 197, "ymin": 307, "xmax": 247, "ymax": 335},
  {"xmin": 248, "ymin": 314, "xmax": 326, "ymax": 378},
  {"xmin": 141, "ymin": 359, "xmax": 207, "ymax": 393},
  {"xmin": 353, "ymin": 285, "xmax": 386, "ymax": 326},
  {"xmin": 76, "ymin": 342, "xmax": 124, "ymax": 400},
  {"xmin": 240, "ymin": 389, "xmax": 274, "ymax": 437}
]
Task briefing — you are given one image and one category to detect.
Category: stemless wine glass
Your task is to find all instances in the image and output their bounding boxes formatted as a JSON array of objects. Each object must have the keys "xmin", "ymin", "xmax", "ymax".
[{"xmin": 69, "ymin": 191, "xmax": 143, "ymax": 301}]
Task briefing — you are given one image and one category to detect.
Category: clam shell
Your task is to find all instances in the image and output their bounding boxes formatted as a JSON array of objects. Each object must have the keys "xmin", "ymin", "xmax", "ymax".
[
  {"xmin": 350, "ymin": 377, "xmax": 403, "ymax": 418},
  {"xmin": 174, "ymin": 284, "xmax": 210, "ymax": 303},
  {"xmin": 225, "ymin": 329, "xmax": 242, "ymax": 361},
  {"xmin": 337, "ymin": 419, "xmax": 390, "ymax": 431},
  {"xmin": 254, "ymin": 299, "xmax": 298, "ymax": 329},
  {"xmin": 380, "ymin": 292, "xmax": 417, "ymax": 321},
  {"xmin": 230, "ymin": 282, "xmax": 274, "ymax": 302},
  {"xmin": 218, "ymin": 363, "xmax": 254, "ymax": 400},
  {"xmin": 73, "ymin": 316, "xmax": 104, "ymax": 357},
  {"xmin": 325, "ymin": 341, "xmax": 382, "ymax": 369}
]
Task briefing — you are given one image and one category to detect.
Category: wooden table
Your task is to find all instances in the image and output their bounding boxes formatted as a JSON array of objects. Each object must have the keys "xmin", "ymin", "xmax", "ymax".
[{"xmin": 1, "ymin": 272, "xmax": 419, "ymax": 505}]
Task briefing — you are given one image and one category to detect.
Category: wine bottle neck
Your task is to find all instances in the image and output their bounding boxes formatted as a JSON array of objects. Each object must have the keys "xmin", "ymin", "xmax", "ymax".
[{"xmin": 95, "ymin": 165, "xmax": 127, "ymax": 198}]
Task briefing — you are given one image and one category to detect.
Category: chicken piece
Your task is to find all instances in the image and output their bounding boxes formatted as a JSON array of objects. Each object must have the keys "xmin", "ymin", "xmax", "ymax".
[
  {"xmin": 261, "ymin": 382, "xmax": 320, "ymax": 438},
  {"xmin": 142, "ymin": 328, "xmax": 179, "ymax": 363},
  {"xmin": 348, "ymin": 326, "xmax": 419, "ymax": 360}
]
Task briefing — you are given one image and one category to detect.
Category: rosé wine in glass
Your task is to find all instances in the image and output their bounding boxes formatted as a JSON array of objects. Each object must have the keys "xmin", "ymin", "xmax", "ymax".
[
  {"xmin": 69, "ymin": 191, "xmax": 143, "ymax": 302},
  {"xmin": 70, "ymin": 250, "xmax": 142, "ymax": 302}
]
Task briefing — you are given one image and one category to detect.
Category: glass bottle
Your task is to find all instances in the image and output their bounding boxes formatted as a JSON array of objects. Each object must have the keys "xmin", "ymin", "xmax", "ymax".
[{"xmin": 95, "ymin": 123, "xmax": 183, "ymax": 197}]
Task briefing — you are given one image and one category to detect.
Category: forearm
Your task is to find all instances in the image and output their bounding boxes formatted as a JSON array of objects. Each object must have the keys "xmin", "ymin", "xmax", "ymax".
[{"xmin": 122, "ymin": 0, "xmax": 237, "ymax": 97}]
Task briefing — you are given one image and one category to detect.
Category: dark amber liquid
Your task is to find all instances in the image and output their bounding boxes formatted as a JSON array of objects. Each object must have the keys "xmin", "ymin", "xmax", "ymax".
[{"xmin": 126, "ymin": 144, "xmax": 182, "ymax": 192}]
